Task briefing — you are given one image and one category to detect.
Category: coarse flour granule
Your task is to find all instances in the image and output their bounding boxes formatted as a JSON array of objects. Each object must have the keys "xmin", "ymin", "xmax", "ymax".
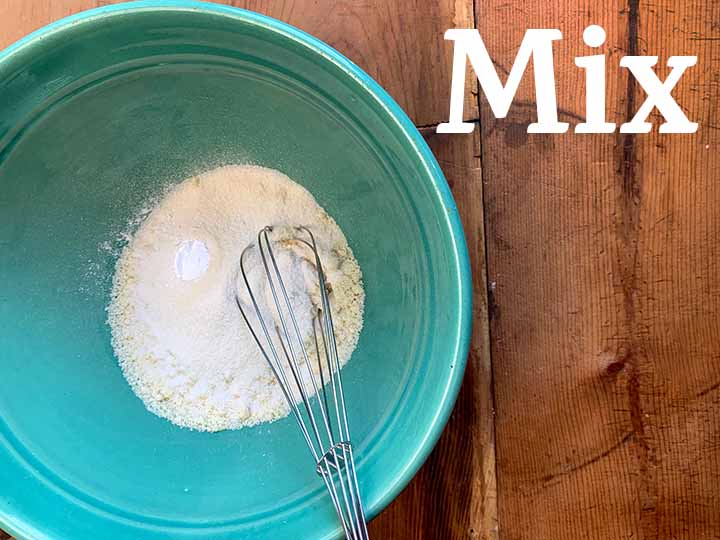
[{"xmin": 107, "ymin": 165, "xmax": 364, "ymax": 432}]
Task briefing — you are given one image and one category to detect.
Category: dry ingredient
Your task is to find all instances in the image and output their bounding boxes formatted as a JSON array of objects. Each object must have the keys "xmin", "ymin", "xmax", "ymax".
[
  {"xmin": 107, "ymin": 165, "xmax": 364, "ymax": 432},
  {"xmin": 174, "ymin": 240, "xmax": 210, "ymax": 281}
]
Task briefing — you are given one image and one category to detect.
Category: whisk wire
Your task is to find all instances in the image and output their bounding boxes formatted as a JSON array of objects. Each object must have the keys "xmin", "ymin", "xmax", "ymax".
[
  {"xmin": 257, "ymin": 229, "xmax": 360, "ymax": 538},
  {"xmin": 237, "ymin": 243, "xmax": 356, "ymax": 540},
  {"xmin": 236, "ymin": 226, "xmax": 369, "ymax": 540},
  {"xmin": 308, "ymin": 227, "xmax": 369, "ymax": 540},
  {"xmin": 312, "ymin": 319, "xmax": 335, "ymax": 440},
  {"xmin": 304, "ymin": 227, "xmax": 369, "ymax": 539},
  {"xmin": 257, "ymin": 230, "xmax": 326, "ymax": 441},
  {"xmin": 235, "ymin": 249, "xmax": 318, "ymax": 459}
]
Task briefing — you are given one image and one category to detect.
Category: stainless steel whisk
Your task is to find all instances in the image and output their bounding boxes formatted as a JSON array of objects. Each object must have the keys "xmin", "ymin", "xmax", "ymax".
[{"xmin": 235, "ymin": 226, "xmax": 369, "ymax": 540}]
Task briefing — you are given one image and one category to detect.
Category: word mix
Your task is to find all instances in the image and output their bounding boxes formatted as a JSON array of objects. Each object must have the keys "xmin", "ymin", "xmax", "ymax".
[{"xmin": 438, "ymin": 26, "xmax": 697, "ymax": 134}]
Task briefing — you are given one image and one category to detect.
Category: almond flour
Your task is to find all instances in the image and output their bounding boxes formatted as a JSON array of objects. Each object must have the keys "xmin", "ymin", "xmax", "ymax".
[{"xmin": 107, "ymin": 165, "xmax": 364, "ymax": 432}]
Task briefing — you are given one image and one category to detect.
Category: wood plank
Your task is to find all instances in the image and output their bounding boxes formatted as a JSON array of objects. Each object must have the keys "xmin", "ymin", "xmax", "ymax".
[
  {"xmin": 477, "ymin": 0, "xmax": 720, "ymax": 537},
  {"xmin": 629, "ymin": 1, "xmax": 720, "ymax": 537},
  {"xmin": 475, "ymin": 0, "xmax": 646, "ymax": 538},
  {"xmin": 0, "ymin": 0, "xmax": 97, "ymax": 47},
  {"xmin": 369, "ymin": 129, "xmax": 496, "ymax": 540}
]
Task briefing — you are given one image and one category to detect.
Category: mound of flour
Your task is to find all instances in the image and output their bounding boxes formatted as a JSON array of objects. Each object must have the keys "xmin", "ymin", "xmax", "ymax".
[{"xmin": 107, "ymin": 165, "xmax": 364, "ymax": 432}]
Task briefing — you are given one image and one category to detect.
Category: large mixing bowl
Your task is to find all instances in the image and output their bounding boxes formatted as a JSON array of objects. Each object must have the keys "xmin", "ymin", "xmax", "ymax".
[{"xmin": 0, "ymin": 2, "xmax": 471, "ymax": 539}]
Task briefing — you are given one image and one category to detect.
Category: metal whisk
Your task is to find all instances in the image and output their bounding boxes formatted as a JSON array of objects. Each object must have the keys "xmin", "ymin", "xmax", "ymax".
[{"xmin": 235, "ymin": 226, "xmax": 369, "ymax": 540}]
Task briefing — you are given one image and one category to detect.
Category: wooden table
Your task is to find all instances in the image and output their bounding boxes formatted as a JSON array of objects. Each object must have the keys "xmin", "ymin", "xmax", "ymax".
[{"xmin": 2, "ymin": 1, "xmax": 718, "ymax": 539}]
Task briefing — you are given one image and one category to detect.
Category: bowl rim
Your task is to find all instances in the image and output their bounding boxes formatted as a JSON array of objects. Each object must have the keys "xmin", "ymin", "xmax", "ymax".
[{"xmin": 0, "ymin": 1, "xmax": 473, "ymax": 537}]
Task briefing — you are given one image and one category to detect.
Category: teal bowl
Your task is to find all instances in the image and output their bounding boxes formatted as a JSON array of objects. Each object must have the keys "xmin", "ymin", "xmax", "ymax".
[{"xmin": 0, "ymin": 2, "xmax": 471, "ymax": 539}]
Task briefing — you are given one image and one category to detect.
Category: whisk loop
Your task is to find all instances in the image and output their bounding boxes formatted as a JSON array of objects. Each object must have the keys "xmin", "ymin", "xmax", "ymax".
[{"xmin": 235, "ymin": 226, "xmax": 369, "ymax": 540}]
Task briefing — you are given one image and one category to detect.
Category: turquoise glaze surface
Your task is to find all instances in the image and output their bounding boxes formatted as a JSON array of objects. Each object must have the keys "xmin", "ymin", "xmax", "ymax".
[{"xmin": 0, "ymin": 3, "xmax": 472, "ymax": 539}]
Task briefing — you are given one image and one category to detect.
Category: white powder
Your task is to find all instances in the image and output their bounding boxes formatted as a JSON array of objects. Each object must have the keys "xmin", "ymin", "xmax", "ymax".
[
  {"xmin": 174, "ymin": 240, "xmax": 210, "ymax": 281},
  {"xmin": 107, "ymin": 165, "xmax": 364, "ymax": 432}
]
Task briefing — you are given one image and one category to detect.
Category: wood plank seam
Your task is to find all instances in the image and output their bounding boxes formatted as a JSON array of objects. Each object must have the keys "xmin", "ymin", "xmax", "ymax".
[{"xmin": 470, "ymin": 2, "xmax": 500, "ymax": 540}]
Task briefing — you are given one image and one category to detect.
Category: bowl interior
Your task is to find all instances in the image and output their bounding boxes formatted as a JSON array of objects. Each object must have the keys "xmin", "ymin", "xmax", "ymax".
[{"xmin": 0, "ymin": 4, "xmax": 469, "ymax": 540}]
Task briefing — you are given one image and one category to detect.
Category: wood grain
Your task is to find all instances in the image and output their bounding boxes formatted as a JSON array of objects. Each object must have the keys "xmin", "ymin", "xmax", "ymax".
[
  {"xmin": 477, "ymin": 0, "xmax": 720, "ymax": 538},
  {"xmin": 476, "ymin": 1, "xmax": 643, "ymax": 536},
  {"xmin": 0, "ymin": 0, "xmax": 97, "ymax": 46},
  {"xmin": 629, "ymin": 1, "xmax": 720, "ymax": 537}
]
